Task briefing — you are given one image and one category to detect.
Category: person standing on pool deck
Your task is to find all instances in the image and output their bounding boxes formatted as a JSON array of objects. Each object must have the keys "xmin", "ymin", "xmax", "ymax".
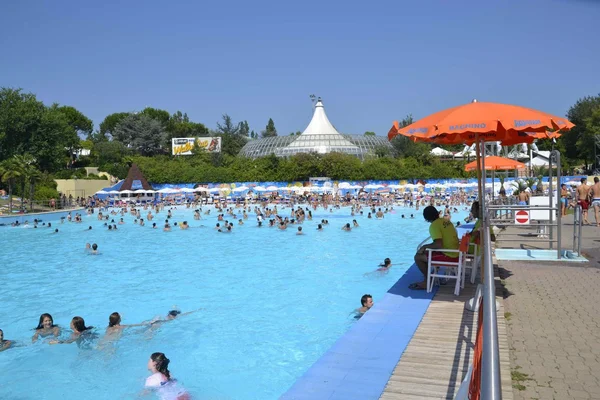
[
  {"xmin": 144, "ymin": 353, "xmax": 190, "ymax": 400},
  {"xmin": 410, "ymin": 206, "xmax": 459, "ymax": 290},
  {"xmin": 577, "ymin": 177, "xmax": 591, "ymax": 225},
  {"xmin": 590, "ymin": 177, "xmax": 600, "ymax": 226},
  {"xmin": 32, "ymin": 313, "xmax": 61, "ymax": 342},
  {"xmin": 518, "ymin": 188, "xmax": 529, "ymax": 205}
]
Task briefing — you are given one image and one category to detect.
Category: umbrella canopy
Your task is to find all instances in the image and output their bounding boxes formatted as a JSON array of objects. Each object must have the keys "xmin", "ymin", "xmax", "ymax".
[
  {"xmin": 157, "ymin": 188, "xmax": 175, "ymax": 194},
  {"xmin": 180, "ymin": 188, "xmax": 195, "ymax": 193},
  {"xmin": 134, "ymin": 189, "xmax": 149, "ymax": 194},
  {"xmin": 232, "ymin": 186, "xmax": 249, "ymax": 193},
  {"xmin": 266, "ymin": 185, "xmax": 279, "ymax": 191},
  {"xmin": 388, "ymin": 101, "xmax": 574, "ymax": 145},
  {"xmin": 120, "ymin": 190, "xmax": 134, "ymax": 194},
  {"xmin": 95, "ymin": 190, "xmax": 108, "ymax": 195},
  {"xmin": 464, "ymin": 156, "xmax": 527, "ymax": 172},
  {"xmin": 193, "ymin": 187, "xmax": 209, "ymax": 193},
  {"xmin": 107, "ymin": 190, "xmax": 120, "ymax": 195}
]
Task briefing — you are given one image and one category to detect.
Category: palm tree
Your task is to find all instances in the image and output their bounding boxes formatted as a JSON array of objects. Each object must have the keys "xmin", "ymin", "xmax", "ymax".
[
  {"xmin": 0, "ymin": 159, "xmax": 23, "ymax": 213},
  {"xmin": 24, "ymin": 164, "xmax": 43, "ymax": 211}
]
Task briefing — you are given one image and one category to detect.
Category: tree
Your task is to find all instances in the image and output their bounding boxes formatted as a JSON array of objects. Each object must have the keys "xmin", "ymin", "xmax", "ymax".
[
  {"xmin": 215, "ymin": 114, "xmax": 247, "ymax": 156},
  {"xmin": 0, "ymin": 157, "xmax": 23, "ymax": 213},
  {"xmin": 585, "ymin": 107, "xmax": 600, "ymax": 171},
  {"xmin": 216, "ymin": 114, "xmax": 240, "ymax": 136},
  {"xmin": 113, "ymin": 114, "xmax": 167, "ymax": 156},
  {"xmin": 261, "ymin": 118, "xmax": 277, "ymax": 138},
  {"xmin": 141, "ymin": 107, "xmax": 171, "ymax": 126},
  {"xmin": 563, "ymin": 94, "xmax": 600, "ymax": 169},
  {"xmin": 0, "ymin": 88, "xmax": 45, "ymax": 163},
  {"xmin": 250, "ymin": 130, "xmax": 257, "ymax": 139},
  {"xmin": 52, "ymin": 105, "xmax": 93, "ymax": 138},
  {"xmin": 96, "ymin": 112, "xmax": 131, "ymax": 142},
  {"xmin": 238, "ymin": 120, "xmax": 250, "ymax": 137},
  {"xmin": 364, "ymin": 131, "xmax": 376, "ymax": 136}
]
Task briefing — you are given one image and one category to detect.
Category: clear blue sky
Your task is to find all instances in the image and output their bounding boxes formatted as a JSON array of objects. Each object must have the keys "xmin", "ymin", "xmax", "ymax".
[{"xmin": 1, "ymin": 0, "xmax": 599, "ymax": 136}]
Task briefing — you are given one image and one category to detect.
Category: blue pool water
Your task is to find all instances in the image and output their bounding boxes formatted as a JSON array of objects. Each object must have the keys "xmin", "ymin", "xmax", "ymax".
[{"xmin": 0, "ymin": 205, "xmax": 467, "ymax": 399}]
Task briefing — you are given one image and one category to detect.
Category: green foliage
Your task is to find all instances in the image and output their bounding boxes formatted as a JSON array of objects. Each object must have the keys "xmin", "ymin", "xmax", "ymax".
[
  {"xmin": 562, "ymin": 94, "xmax": 600, "ymax": 169},
  {"xmin": 34, "ymin": 186, "xmax": 59, "ymax": 200},
  {"xmin": 52, "ymin": 104, "xmax": 93, "ymax": 138},
  {"xmin": 215, "ymin": 114, "xmax": 248, "ymax": 156},
  {"xmin": 364, "ymin": 131, "xmax": 376, "ymax": 136},
  {"xmin": 262, "ymin": 118, "xmax": 277, "ymax": 138},
  {"xmin": 113, "ymin": 114, "xmax": 167, "ymax": 156},
  {"xmin": 97, "ymin": 112, "xmax": 130, "ymax": 142},
  {"xmin": 123, "ymin": 152, "xmax": 468, "ymax": 183}
]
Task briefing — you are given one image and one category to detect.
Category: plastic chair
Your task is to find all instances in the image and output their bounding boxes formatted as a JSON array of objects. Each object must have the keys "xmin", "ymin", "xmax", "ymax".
[
  {"xmin": 426, "ymin": 234, "xmax": 471, "ymax": 296},
  {"xmin": 462, "ymin": 241, "xmax": 480, "ymax": 288}
]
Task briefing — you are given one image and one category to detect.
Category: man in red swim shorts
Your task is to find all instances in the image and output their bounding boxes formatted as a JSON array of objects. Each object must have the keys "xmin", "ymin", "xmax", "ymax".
[{"xmin": 576, "ymin": 177, "xmax": 591, "ymax": 225}]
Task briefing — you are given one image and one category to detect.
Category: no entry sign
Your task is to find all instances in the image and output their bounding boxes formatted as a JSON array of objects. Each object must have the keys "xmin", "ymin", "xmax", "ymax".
[{"xmin": 515, "ymin": 210, "xmax": 530, "ymax": 225}]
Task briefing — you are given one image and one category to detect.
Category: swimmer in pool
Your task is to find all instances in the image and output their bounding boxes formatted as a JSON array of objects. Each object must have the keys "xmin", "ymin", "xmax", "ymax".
[
  {"xmin": 91, "ymin": 243, "xmax": 99, "ymax": 255},
  {"xmin": 355, "ymin": 294, "xmax": 373, "ymax": 316},
  {"xmin": 85, "ymin": 243, "xmax": 91, "ymax": 253},
  {"xmin": 32, "ymin": 313, "xmax": 61, "ymax": 342},
  {"xmin": 296, "ymin": 226, "xmax": 303, "ymax": 235},
  {"xmin": 0, "ymin": 329, "xmax": 13, "ymax": 352},
  {"xmin": 342, "ymin": 223, "xmax": 351, "ymax": 231},
  {"xmin": 144, "ymin": 352, "xmax": 190, "ymax": 400},
  {"xmin": 103, "ymin": 312, "xmax": 150, "ymax": 341},
  {"xmin": 379, "ymin": 258, "xmax": 392, "ymax": 269},
  {"xmin": 50, "ymin": 316, "xmax": 94, "ymax": 345},
  {"xmin": 353, "ymin": 219, "xmax": 359, "ymax": 227}
]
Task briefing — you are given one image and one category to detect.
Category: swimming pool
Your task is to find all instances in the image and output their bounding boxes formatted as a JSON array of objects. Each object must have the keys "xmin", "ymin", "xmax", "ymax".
[{"xmin": 0, "ymin": 205, "xmax": 466, "ymax": 399}]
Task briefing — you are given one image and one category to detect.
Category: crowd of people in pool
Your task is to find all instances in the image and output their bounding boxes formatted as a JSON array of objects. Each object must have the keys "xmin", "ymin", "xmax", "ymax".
[
  {"xmin": 1, "ymin": 311, "xmax": 196, "ymax": 398},
  {"xmin": 2, "ymin": 191, "xmax": 476, "ymax": 398}
]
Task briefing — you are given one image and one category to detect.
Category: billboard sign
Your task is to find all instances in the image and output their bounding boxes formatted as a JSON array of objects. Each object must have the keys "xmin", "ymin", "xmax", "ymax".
[{"xmin": 172, "ymin": 137, "xmax": 222, "ymax": 155}]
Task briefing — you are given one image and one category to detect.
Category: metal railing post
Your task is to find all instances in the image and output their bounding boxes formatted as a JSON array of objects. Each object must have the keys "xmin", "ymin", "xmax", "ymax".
[
  {"xmin": 549, "ymin": 153, "xmax": 554, "ymax": 251},
  {"xmin": 556, "ymin": 151, "xmax": 562, "ymax": 259},
  {"xmin": 481, "ymin": 216, "xmax": 502, "ymax": 400}
]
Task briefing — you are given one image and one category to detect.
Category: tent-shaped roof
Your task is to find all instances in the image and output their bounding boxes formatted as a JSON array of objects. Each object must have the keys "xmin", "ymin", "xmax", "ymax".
[
  {"xmin": 277, "ymin": 98, "xmax": 361, "ymax": 156},
  {"xmin": 430, "ymin": 147, "xmax": 454, "ymax": 156},
  {"xmin": 119, "ymin": 163, "xmax": 153, "ymax": 191}
]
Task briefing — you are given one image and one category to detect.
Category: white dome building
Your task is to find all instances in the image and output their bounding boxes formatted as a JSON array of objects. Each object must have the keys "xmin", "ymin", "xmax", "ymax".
[{"xmin": 239, "ymin": 98, "xmax": 392, "ymax": 159}]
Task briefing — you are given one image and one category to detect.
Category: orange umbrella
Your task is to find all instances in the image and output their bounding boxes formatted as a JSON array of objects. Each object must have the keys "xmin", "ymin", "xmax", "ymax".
[
  {"xmin": 387, "ymin": 101, "xmax": 573, "ymax": 145},
  {"xmin": 464, "ymin": 156, "xmax": 526, "ymax": 172}
]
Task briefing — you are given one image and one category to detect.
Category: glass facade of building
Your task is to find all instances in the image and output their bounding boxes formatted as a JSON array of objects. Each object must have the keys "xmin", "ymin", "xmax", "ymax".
[{"xmin": 239, "ymin": 134, "xmax": 393, "ymax": 159}]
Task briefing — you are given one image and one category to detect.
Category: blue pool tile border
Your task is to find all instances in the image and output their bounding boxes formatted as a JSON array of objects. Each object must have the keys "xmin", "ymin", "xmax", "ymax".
[{"xmin": 280, "ymin": 263, "xmax": 436, "ymax": 400}]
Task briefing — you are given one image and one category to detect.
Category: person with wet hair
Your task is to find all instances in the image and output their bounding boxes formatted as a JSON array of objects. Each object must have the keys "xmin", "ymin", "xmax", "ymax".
[
  {"xmin": 0, "ymin": 329, "xmax": 13, "ymax": 352},
  {"xmin": 145, "ymin": 352, "xmax": 190, "ymax": 399},
  {"xmin": 104, "ymin": 312, "xmax": 149, "ymax": 339},
  {"xmin": 32, "ymin": 313, "xmax": 60, "ymax": 342},
  {"xmin": 50, "ymin": 316, "xmax": 95, "ymax": 345}
]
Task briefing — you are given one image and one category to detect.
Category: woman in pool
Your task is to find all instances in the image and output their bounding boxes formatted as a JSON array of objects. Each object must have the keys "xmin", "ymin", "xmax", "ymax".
[
  {"xmin": 0, "ymin": 329, "xmax": 13, "ymax": 352},
  {"xmin": 145, "ymin": 352, "xmax": 190, "ymax": 400},
  {"xmin": 50, "ymin": 316, "xmax": 94, "ymax": 345},
  {"xmin": 379, "ymin": 258, "xmax": 392, "ymax": 269},
  {"xmin": 32, "ymin": 313, "xmax": 61, "ymax": 342}
]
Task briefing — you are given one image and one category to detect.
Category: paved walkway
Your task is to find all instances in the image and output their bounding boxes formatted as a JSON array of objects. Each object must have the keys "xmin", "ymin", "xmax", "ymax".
[{"xmin": 497, "ymin": 215, "xmax": 600, "ymax": 400}]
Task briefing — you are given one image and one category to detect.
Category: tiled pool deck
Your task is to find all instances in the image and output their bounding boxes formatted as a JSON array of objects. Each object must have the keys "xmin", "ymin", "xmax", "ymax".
[{"xmin": 281, "ymin": 264, "xmax": 437, "ymax": 400}]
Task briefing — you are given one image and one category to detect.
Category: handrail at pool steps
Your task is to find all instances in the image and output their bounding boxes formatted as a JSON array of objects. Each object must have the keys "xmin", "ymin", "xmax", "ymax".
[
  {"xmin": 573, "ymin": 204, "xmax": 583, "ymax": 256},
  {"xmin": 487, "ymin": 202, "xmax": 562, "ymax": 259}
]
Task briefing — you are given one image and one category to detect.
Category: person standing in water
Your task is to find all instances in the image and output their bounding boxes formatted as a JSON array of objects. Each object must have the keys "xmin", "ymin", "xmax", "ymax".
[
  {"xmin": 144, "ymin": 352, "xmax": 190, "ymax": 400},
  {"xmin": 0, "ymin": 329, "xmax": 13, "ymax": 352},
  {"xmin": 32, "ymin": 313, "xmax": 61, "ymax": 342}
]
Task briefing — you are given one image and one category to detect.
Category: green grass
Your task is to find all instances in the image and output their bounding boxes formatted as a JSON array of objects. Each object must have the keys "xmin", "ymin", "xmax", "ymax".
[{"xmin": 511, "ymin": 366, "xmax": 533, "ymax": 391}]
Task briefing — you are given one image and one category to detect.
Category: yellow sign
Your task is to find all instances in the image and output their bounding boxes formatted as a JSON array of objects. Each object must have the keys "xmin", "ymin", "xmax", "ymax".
[{"xmin": 172, "ymin": 137, "xmax": 222, "ymax": 155}]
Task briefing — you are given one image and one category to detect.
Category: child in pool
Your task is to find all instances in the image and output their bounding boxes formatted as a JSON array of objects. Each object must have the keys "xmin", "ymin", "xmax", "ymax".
[
  {"xmin": 0, "ymin": 329, "xmax": 13, "ymax": 352},
  {"xmin": 32, "ymin": 313, "xmax": 61, "ymax": 342},
  {"xmin": 145, "ymin": 352, "xmax": 190, "ymax": 400}
]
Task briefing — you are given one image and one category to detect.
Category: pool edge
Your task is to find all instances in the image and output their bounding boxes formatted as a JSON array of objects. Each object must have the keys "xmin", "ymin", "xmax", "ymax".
[{"xmin": 280, "ymin": 263, "xmax": 434, "ymax": 400}]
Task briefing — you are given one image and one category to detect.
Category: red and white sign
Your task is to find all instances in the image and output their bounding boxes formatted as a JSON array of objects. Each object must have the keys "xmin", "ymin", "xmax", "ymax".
[{"xmin": 515, "ymin": 210, "xmax": 530, "ymax": 225}]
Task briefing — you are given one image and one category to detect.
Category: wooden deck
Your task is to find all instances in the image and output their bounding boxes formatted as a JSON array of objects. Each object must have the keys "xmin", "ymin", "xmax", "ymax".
[{"xmin": 380, "ymin": 278, "xmax": 514, "ymax": 400}]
